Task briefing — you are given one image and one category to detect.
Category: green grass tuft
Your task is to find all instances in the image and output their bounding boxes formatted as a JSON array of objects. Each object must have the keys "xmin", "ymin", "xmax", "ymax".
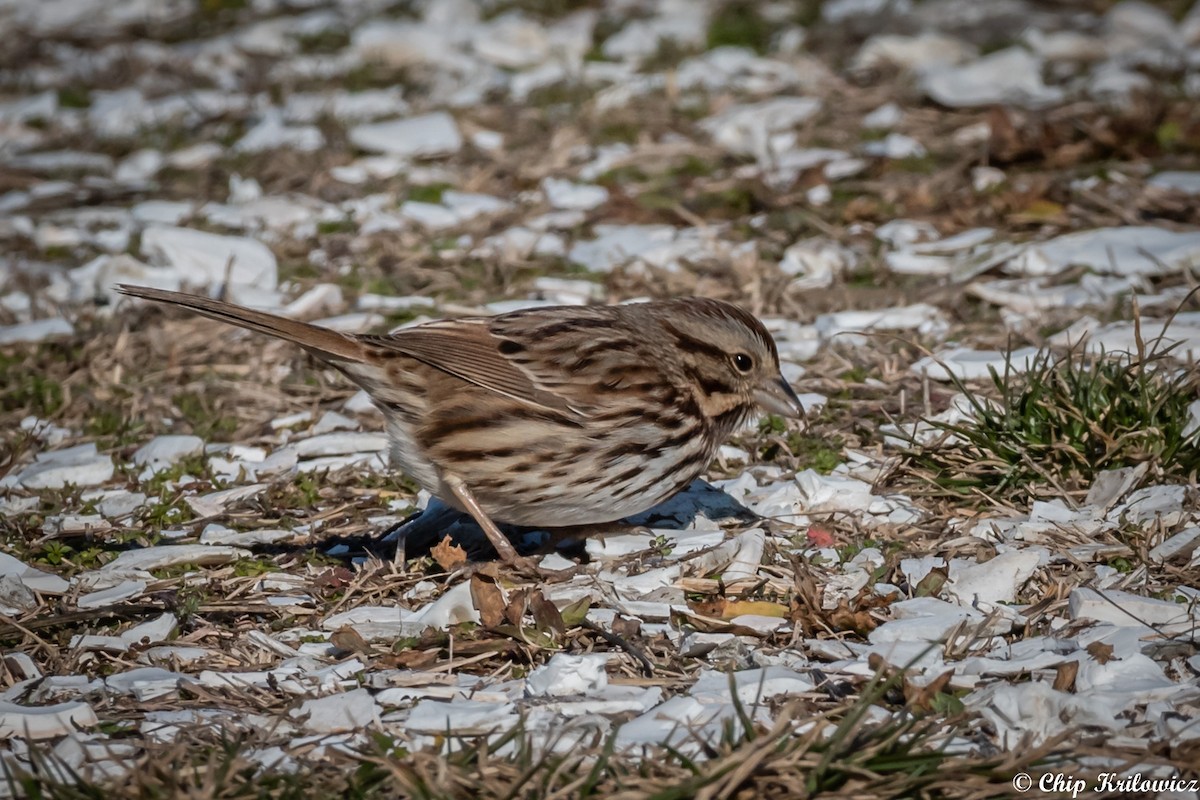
[
  {"xmin": 173, "ymin": 391, "xmax": 239, "ymax": 440},
  {"xmin": 906, "ymin": 331, "xmax": 1200, "ymax": 501},
  {"xmin": 406, "ymin": 183, "xmax": 450, "ymax": 204},
  {"xmin": 57, "ymin": 86, "xmax": 91, "ymax": 109},
  {"xmin": 1, "ymin": 350, "xmax": 66, "ymax": 416},
  {"xmin": 706, "ymin": 1, "xmax": 771, "ymax": 54}
]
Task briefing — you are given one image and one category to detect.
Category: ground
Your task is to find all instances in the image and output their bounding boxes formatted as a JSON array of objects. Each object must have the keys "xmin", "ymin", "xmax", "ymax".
[{"xmin": 0, "ymin": 0, "xmax": 1199, "ymax": 797}]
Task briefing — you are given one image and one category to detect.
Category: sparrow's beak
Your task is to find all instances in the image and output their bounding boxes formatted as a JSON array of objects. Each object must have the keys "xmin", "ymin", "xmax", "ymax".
[{"xmin": 755, "ymin": 375, "xmax": 805, "ymax": 419}]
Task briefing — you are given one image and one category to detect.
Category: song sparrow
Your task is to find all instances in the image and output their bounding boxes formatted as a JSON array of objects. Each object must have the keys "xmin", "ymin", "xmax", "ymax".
[{"xmin": 118, "ymin": 285, "xmax": 803, "ymax": 568}]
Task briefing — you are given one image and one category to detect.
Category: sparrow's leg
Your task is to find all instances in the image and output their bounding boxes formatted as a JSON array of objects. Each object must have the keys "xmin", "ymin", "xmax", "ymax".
[
  {"xmin": 443, "ymin": 474, "xmax": 522, "ymax": 562},
  {"xmin": 443, "ymin": 474, "xmax": 577, "ymax": 581}
]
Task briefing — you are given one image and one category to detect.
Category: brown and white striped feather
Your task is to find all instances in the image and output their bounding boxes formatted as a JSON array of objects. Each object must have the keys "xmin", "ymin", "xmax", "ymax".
[{"xmin": 346, "ymin": 304, "xmax": 748, "ymax": 525}]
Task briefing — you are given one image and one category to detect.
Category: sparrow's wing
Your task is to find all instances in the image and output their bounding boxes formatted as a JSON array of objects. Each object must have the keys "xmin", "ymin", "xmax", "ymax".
[{"xmin": 367, "ymin": 319, "xmax": 586, "ymax": 416}]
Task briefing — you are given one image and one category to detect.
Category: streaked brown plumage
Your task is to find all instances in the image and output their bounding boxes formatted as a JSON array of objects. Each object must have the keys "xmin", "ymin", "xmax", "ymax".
[{"xmin": 117, "ymin": 285, "xmax": 803, "ymax": 567}]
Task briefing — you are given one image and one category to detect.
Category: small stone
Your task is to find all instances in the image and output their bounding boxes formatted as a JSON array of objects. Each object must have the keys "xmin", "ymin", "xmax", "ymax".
[
  {"xmin": 8, "ymin": 150, "xmax": 114, "ymax": 175},
  {"xmin": 132, "ymin": 435, "xmax": 204, "ymax": 470},
  {"xmin": 471, "ymin": 130, "xmax": 504, "ymax": 152},
  {"xmin": 348, "ymin": 112, "xmax": 463, "ymax": 158},
  {"xmin": 184, "ymin": 484, "xmax": 268, "ymax": 518},
  {"xmin": 399, "ymin": 201, "xmax": 458, "ymax": 229},
  {"xmin": 1148, "ymin": 527, "xmax": 1200, "ymax": 563},
  {"xmin": 972, "ymin": 166, "xmax": 1007, "ymax": 192},
  {"xmin": 1148, "ymin": 171, "xmax": 1200, "ymax": 195},
  {"xmin": 691, "ymin": 667, "xmax": 815, "ymax": 704},
  {"xmin": 1009, "ymin": 226, "xmax": 1200, "ymax": 278},
  {"xmin": 292, "ymin": 432, "xmax": 388, "ymax": 457},
  {"xmin": 969, "ymin": 683, "xmax": 1116, "ymax": 748},
  {"xmin": 805, "ymin": 184, "xmax": 832, "ymax": 205},
  {"xmin": 921, "ymin": 48, "xmax": 1065, "ymax": 109},
  {"xmin": 199, "ymin": 525, "xmax": 295, "ymax": 546},
  {"xmin": 284, "ymin": 88, "xmax": 408, "ymax": 125},
  {"xmin": 912, "ymin": 347, "xmax": 1041, "ymax": 381},
  {"xmin": 0, "ymin": 575, "xmax": 38, "ymax": 615},
  {"xmin": 779, "ymin": 238, "xmax": 857, "ymax": 291},
  {"xmin": 84, "ymin": 490, "xmax": 148, "ymax": 519},
  {"xmin": 1069, "ymin": 587, "xmax": 1196, "ymax": 629},
  {"xmin": 526, "ymin": 654, "xmax": 609, "ymax": 697},
  {"xmin": 114, "ymin": 149, "xmax": 164, "ymax": 183},
  {"xmin": 405, "ymin": 699, "xmax": 517, "ymax": 735},
  {"xmin": 816, "ymin": 304, "xmax": 948, "ymax": 345},
  {"xmin": 700, "ymin": 97, "xmax": 823, "ymax": 161},
  {"xmin": 679, "ymin": 632, "xmax": 739, "ymax": 657},
  {"xmin": 0, "ymin": 552, "xmax": 70, "ymax": 594},
  {"xmin": 862, "ymin": 102, "xmax": 903, "ymax": 129},
  {"xmin": 0, "ymin": 318, "xmax": 74, "ymax": 345},
  {"xmin": 7, "ymin": 444, "xmax": 114, "ymax": 490},
  {"xmin": 343, "ymin": 390, "xmax": 381, "ymax": 415},
  {"xmin": 140, "ymin": 226, "xmax": 278, "ymax": 292},
  {"xmin": 3, "ymin": 653, "xmax": 40, "ymax": 683},
  {"xmin": 77, "ymin": 580, "xmax": 147, "ymax": 610},
  {"xmin": 167, "ymin": 143, "xmax": 223, "ymax": 170},
  {"xmin": 104, "ymin": 667, "xmax": 182, "ymax": 701},
  {"xmin": 414, "ymin": 581, "xmax": 481, "ymax": 629},
  {"xmin": 284, "ymin": 284, "xmax": 344, "ymax": 319},
  {"xmin": 234, "ymin": 111, "xmax": 324, "ymax": 154},
  {"xmin": 292, "ymin": 688, "xmax": 379, "ymax": 733},
  {"xmin": 85, "ymin": 545, "xmax": 250, "ymax": 588},
  {"xmin": 71, "ymin": 254, "xmax": 182, "ymax": 309},
  {"xmin": 141, "ymin": 646, "xmax": 211, "ymax": 666},
  {"xmin": 946, "ymin": 551, "xmax": 1041, "ymax": 606},
  {"xmin": 310, "ymin": 411, "xmax": 358, "ymax": 435},
  {"xmin": 19, "ymin": 416, "xmax": 71, "ymax": 447},
  {"xmin": 270, "ymin": 411, "xmax": 314, "ymax": 431},
  {"xmin": 312, "ymin": 312, "xmax": 383, "ymax": 332},
  {"xmin": 615, "ymin": 697, "xmax": 736, "ymax": 752},
  {"xmin": 723, "ymin": 528, "xmax": 765, "ymax": 582},
  {"xmin": 122, "ymin": 614, "xmax": 177, "ymax": 648},
  {"xmin": 862, "ymin": 133, "xmax": 926, "ymax": 159},
  {"xmin": 0, "ymin": 701, "xmax": 98, "ymax": 740},
  {"xmin": 541, "ymin": 178, "xmax": 609, "ymax": 211}
]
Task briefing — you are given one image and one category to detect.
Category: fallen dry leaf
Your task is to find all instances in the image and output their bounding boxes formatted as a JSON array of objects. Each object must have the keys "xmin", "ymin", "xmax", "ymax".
[
  {"xmin": 904, "ymin": 669, "xmax": 954, "ymax": 712},
  {"xmin": 915, "ymin": 567, "xmax": 948, "ymax": 598},
  {"xmin": 690, "ymin": 597, "xmax": 789, "ymax": 620},
  {"xmin": 611, "ymin": 614, "xmax": 641, "ymax": 639},
  {"xmin": 806, "ymin": 526, "xmax": 835, "ymax": 548},
  {"xmin": 529, "ymin": 590, "xmax": 565, "ymax": 638},
  {"xmin": 380, "ymin": 649, "xmax": 440, "ymax": 670},
  {"xmin": 1086, "ymin": 641, "xmax": 1115, "ymax": 665},
  {"xmin": 1010, "ymin": 198, "xmax": 1067, "ymax": 225},
  {"xmin": 314, "ymin": 567, "xmax": 354, "ymax": 591},
  {"xmin": 1053, "ymin": 660, "xmax": 1079, "ymax": 692},
  {"xmin": 470, "ymin": 574, "xmax": 506, "ymax": 629},
  {"xmin": 431, "ymin": 535, "xmax": 468, "ymax": 571},
  {"xmin": 330, "ymin": 625, "xmax": 371, "ymax": 655},
  {"xmin": 828, "ymin": 597, "xmax": 880, "ymax": 635},
  {"xmin": 504, "ymin": 587, "xmax": 528, "ymax": 627},
  {"xmin": 560, "ymin": 597, "xmax": 591, "ymax": 628}
]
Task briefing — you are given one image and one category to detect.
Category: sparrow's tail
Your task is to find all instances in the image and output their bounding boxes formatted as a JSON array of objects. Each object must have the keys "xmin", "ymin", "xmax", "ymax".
[{"xmin": 116, "ymin": 285, "xmax": 366, "ymax": 363}]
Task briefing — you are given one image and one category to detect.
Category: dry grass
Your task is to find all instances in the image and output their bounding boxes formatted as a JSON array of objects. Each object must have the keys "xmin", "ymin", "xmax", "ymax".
[{"xmin": 10, "ymin": 694, "xmax": 1080, "ymax": 800}]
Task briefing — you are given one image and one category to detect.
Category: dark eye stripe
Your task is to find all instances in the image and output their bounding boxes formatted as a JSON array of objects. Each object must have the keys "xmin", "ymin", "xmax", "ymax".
[{"xmin": 661, "ymin": 320, "xmax": 730, "ymax": 361}]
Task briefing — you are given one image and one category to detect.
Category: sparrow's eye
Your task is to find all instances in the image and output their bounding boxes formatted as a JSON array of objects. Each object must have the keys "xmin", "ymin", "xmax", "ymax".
[{"xmin": 732, "ymin": 353, "xmax": 754, "ymax": 372}]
